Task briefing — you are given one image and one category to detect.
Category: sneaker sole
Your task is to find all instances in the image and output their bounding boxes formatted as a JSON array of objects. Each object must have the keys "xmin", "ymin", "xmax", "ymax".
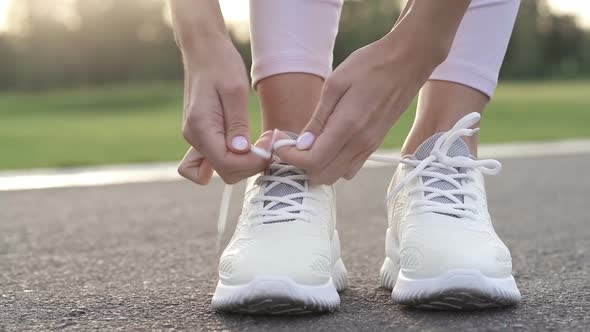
[
  {"xmin": 211, "ymin": 259, "xmax": 347, "ymax": 314},
  {"xmin": 380, "ymin": 257, "xmax": 521, "ymax": 310},
  {"xmin": 211, "ymin": 230, "xmax": 348, "ymax": 314}
]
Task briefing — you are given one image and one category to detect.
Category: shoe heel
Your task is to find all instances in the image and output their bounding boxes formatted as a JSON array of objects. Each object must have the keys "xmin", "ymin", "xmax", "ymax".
[{"xmin": 380, "ymin": 257, "xmax": 399, "ymax": 290}]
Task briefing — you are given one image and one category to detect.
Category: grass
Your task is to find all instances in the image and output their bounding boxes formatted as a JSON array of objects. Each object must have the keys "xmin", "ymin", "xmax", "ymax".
[{"xmin": 0, "ymin": 80, "xmax": 589, "ymax": 170}]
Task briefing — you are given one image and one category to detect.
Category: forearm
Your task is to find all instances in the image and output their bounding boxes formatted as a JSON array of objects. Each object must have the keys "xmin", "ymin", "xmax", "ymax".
[
  {"xmin": 169, "ymin": 0, "xmax": 229, "ymax": 55},
  {"xmin": 386, "ymin": 0, "xmax": 471, "ymax": 67}
]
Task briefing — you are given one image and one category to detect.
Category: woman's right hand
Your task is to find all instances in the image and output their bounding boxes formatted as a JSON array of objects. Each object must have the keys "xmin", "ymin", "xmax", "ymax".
[{"xmin": 170, "ymin": 0, "xmax": 270, "ymax": 184}]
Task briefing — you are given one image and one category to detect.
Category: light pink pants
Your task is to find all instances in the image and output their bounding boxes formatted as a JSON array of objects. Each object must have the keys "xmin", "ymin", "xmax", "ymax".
[{"xmin": 249, "ymin": 0, "xmax": 520, "ymax": 97}]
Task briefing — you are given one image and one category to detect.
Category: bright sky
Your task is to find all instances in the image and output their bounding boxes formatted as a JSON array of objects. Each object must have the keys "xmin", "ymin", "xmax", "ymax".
[
  {"xmin": 0, "ymin": 0, "xmax": 589, "ymax": 32},
  {"xmin": 0, "ymin": 0, "xmax": 10, "ymax": 30},
  {"xmin": 221, "ymin": 0, "xmax": 590, "ymax": 29}
]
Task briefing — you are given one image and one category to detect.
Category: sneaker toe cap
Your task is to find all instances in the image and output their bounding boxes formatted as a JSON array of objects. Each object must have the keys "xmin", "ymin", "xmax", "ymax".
[
  {"xmin": 218, "ymin": 232, "xmax": 332, "ymax": 286},
  {"xmin": 399, "ymin": 221, "xmax": 513, "ymax": 279}
]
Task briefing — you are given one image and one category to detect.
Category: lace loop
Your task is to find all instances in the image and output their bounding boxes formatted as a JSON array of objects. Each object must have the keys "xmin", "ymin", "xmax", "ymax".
[{"xmin": 385, "ymin": 113, "xmax": 501, "ymax": 218}]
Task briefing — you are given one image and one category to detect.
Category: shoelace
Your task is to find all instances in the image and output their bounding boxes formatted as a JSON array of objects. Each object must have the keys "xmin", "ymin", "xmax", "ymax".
[
  {"xmin": 252, "ymin": 163, "xmax": 315, "ymax": 224},
  {"xmin": 216, "ymin": 112, "xmax": 501, "ymax": 249},
  {"xmin": 387, "ymin": 114, "xmax": 502, "ymax": 218}
]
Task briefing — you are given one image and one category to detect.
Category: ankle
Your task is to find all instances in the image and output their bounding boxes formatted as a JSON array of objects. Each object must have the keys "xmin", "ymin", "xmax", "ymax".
[
  {"xmin": 257, "ymin": 73, "xmax": 323, "ymax": 134},
  {"xmin": 403, "ymin": 81, "xmax": 488, "ymax": 157},
  {"xmin": 402, "ymin": 121, "xmax": 479, "ymax": 157}
]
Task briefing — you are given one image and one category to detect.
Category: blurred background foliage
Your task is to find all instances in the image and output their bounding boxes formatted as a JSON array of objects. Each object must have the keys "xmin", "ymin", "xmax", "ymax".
[
  {"xmin": 0, "ymin": 0, "xmax": 589, "ymax": 170},
  {"xmin": 0, "ymin": 0, "xmax": 589, "ymax": 91}
]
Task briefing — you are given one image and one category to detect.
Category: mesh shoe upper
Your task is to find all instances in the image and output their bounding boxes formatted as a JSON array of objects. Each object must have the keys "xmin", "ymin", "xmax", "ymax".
[
  {"xmin": 412, "ymin": 132, "xmax": 472, "ymax": 206},
  {"xmin": 218, "ymin": 146, "xmax": 338, "ymax": 285},
  {"xmin": 387, "ymin": 130, "xmax": 513, "ymax": 279}
]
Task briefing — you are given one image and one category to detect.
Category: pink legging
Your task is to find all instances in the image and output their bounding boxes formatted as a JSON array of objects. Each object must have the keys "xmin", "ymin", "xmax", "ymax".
[{"xmin": 250, "ymin": 0, "xmax": 520, "ymax": 97}]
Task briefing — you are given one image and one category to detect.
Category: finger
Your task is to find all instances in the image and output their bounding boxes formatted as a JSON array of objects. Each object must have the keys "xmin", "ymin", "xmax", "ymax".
[
  {"xmin": 308, "ymin": 141, "xmax": 361, "ymax": 185},
  {"xmin": 217, "ymin": 131, "xmax": 274, "ymax": 183},
  {"xmin": 296, "ymin": 78, "xmax": 349, "ymax": 151},
  {"xmin": 183, "ymin": 91, "xmax": 267, "ymax": 183},
  {"xmin": 277, "ymin": 96, "xmax": 361, "ymax": 175},
  {"xmin": 177, "ymin": 147, "xmax": 214, "ymax": 185},
  {"xmin": 183, "ymin": 116, "xmax": 263, "ymax": 184},
  {"xmin": 249, "ymin": 130, "xmax": 276, "ymax": 160},
  {"xmin": 343, "ymin": 150, "xmax": 372, "ymax": 180},
  {"xmin": 218, "ymin": 82, "xmax": 251, "ymax": 154}
]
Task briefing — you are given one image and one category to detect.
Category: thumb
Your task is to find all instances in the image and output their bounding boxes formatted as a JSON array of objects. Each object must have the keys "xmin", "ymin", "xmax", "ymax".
[
  {"xmin": 219, "ymin": 84, "xmax": 251, "ymax": 154},
  {"xmin": 296, "ymin": 79, "xmax": 347, "ymax": 150}
]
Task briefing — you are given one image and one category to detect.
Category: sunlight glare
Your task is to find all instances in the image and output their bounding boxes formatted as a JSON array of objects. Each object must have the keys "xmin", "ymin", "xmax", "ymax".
[
  {"xmin": 219, "ymin": 0, "xmax": 250, "ymax": 24},
  {"xmin": 0, "ymin": 0, "xmax": 588, "ymax": 34},
  {"xmin": 0, "ymin": 0, "xmax": 11, "ymax": 32},
  {"xmin": 548, "ymin": 0, "xmax": 590, "ymax": 27}
]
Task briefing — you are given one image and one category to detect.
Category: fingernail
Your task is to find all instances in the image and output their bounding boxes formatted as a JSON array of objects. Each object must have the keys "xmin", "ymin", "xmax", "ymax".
[
  {"xmin": 296, "ymin": 132, "xmax": 315, "ymax": 150},
  {"xmin": 231, "ymin": 136, "xmax": 249, "ymax": 151}
]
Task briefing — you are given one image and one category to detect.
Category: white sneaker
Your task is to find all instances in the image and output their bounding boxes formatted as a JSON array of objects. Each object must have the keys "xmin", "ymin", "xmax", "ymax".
[
  {"xmin": 211, "ymin": 162, "xmax": 348, "ymax": 314},
  {"xmin": 380, "ymin": 114, "xmax": 521, "ymax": 309}
]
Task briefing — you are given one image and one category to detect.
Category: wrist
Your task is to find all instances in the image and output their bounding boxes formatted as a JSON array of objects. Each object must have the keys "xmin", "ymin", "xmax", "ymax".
[
  {"xmin": 178, "ymin": 27, "xmax": 230, "ymax": 58},
  {"xmin": 170, "ymin": 0, "xmax": 229, "ymax": 56},
  {"xmin": 383, "ymin": 0, "xmax": 470, "ymax": 68},
  {"xmin": 382, "ymin": 26, "xmax": 450, "ymax": 70}
]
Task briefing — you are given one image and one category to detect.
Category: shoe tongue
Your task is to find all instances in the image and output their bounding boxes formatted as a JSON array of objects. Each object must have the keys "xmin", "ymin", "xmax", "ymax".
[
  {"xmin": 413, "ymin": 133, "xmax": 472, "ymax": 160},
  {"xmin": 264, "ymin": 131, "xmax": 305, "ymax": 212},
  {"xmin": 412, "ymin": 133, "xmax": 472, "ymax": 206}
]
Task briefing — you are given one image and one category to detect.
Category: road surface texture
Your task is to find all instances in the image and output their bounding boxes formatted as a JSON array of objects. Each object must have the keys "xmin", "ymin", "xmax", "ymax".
[{"xmin": 1, "ymin": 154, "xmax": 589, "ymax": 331}]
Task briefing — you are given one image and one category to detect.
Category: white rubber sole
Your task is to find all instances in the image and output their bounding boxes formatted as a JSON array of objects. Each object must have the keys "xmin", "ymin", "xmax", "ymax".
[
  {"xmin": 211, "ymin": 231, "xmax": 348, "ymax": 314},
  {"xmin": 380, "ymin": 229, "xmax": 521, "ymax": 310}
]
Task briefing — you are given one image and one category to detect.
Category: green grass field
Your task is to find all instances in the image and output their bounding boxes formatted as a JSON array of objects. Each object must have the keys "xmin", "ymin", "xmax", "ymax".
[{"xmin": 1, "ymin": 81, "xmax": 589, "ymax": 170}]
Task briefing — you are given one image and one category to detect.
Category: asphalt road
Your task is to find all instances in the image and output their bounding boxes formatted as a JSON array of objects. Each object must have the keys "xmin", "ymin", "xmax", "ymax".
[{"xmin": 1, "ymin": 154, "xmax": 589, "ymax": 331}]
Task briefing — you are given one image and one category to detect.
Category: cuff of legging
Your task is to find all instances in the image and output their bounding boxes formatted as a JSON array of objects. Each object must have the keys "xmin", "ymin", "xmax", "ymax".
[
  {"xmin": 251, "ymin": 52, "xmax": 332, "ymax": 88},
  {"xmin": 429, "ymin": 60, "xmax": 498, "ymax": 98}
]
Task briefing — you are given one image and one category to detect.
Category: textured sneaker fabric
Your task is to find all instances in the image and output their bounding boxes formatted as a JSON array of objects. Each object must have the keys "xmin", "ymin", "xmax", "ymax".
[
  {"xmin": 263, "ymin": 131, "xmax": 304, "ymax": 213},
  {"xmin": 412, "ymin": 133, "xmax": 473, "ymax": 205},
  {"xmin": 386, "ymin": 155, "xmax": 515, "ymax": 279},
  {"xmin": 216, "ymin": 168, "xmax": 340, "ymax": 286}
]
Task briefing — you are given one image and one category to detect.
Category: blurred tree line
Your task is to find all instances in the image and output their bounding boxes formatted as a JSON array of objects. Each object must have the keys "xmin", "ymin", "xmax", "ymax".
[{"xmin": 0, "ymin": 0, "xmax": 589, "ymax": 91}]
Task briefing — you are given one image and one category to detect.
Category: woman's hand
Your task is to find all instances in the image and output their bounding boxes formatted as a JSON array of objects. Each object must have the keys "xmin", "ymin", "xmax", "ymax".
[
  {"xmin": 178, "ymin": 131, "xmax": 273, "ymax": 185},
  {"xmin": 170, "ymin": 0, "xmax": 270, "ymax": 184},
  {"xmin": 276, "ymin": 0, "xmax": 470, "ymax": 185}
]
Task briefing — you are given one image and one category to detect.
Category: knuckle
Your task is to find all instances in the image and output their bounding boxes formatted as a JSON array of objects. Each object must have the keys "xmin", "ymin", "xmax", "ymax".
[
  {"xmin": 226, "ymin": 119, "xmax": 248, "ymax": 133},
  {"xmin": 177, "ymin": 166, "xmax": 187, "ymax": 179},
  {"xmin": 184, "ymin": 104, "xmax": 201, "ymax": 123},
  {"xmin": 308, "ymin": 114, "xmax": 327, "ymax": 131},
  {"xmin": 344, "ymin": 166, "xmax": 361, "ymax": 180},
  {"xmin": 343, "ymin": 117, "xmax": 362, "ymax": 132},
  {"xmin": 182, "ymin": 122, "xmax": 204, "ymax": 144},
  {"xmin": 181, "ymin": 122, "xmax": 194, "ymax": 142},
  {"xmin": 182, "ymin": 111, "xmax": 200, "ymax": 135},
  {"xmin": 359, "ymin": 133, "xmax": 376, "ymax": 148},
  {"xmin": 221, "ymin": 82, "xmax": 248, "ymax": 97},
  {"xmin": 324, "ymin": 78, "xmax": 344, "ymax": 94},
  {"xmin": 220, "ymin": 173, "xmax": 240, "ymax": 185}
]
